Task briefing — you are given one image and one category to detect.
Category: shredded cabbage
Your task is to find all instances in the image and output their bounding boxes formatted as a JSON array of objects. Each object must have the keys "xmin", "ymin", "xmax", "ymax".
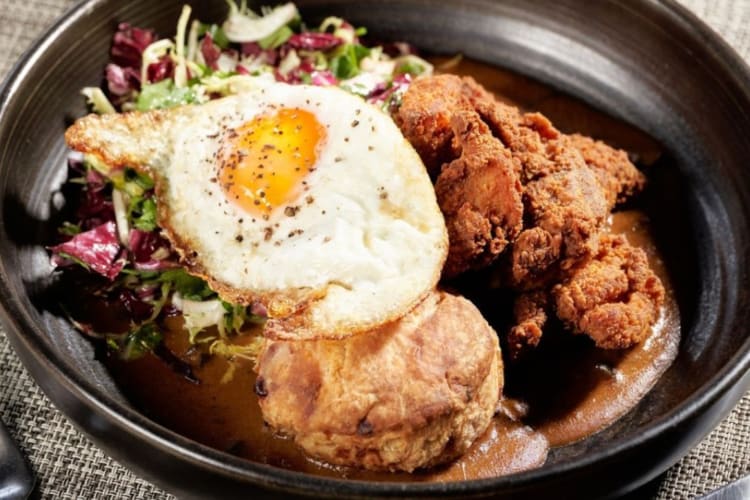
[
  {"xmin": 81, "ymin": 87, "xmax": 116, "ymax": 114},
  {"xmin": 394, "ymin": 54, "xmax": 434, "ymax": 76},
  {"xmin": 174, "ymin": 5, "xmax": 192, "ymax": 87},
  {"xmin": 222, "ymin": 1, "xmax": 298, "ymax": 43},
  {"xmin": 186, "ymin": 19, "xmax": 200, "ymax": 63},
  {"xmin": 278, "ymin": 48, "xmax": 300, "ymax": 76},
  {"xmin": 111, "ymin": 189, "xmax": 130, "ymax": 246},
  {"xmin": 210, "ymin": 336, "xmax": 263, "ymax": 362},
  {"xmin": 172, "ymin": 293, "xmax": 227, "ymax": 341},
  {"xmin": 199, "ymin": 73, "xmax": 272, "ymax": 95},
  {"xmin": 83, "ymin": 153, "xmax": 111, "ymax": 175}
]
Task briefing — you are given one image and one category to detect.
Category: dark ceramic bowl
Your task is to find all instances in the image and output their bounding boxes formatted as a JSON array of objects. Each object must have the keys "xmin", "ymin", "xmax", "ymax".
[{"xmin": 1, "ymin": 0, "xmax": 749, "ymax": 498}]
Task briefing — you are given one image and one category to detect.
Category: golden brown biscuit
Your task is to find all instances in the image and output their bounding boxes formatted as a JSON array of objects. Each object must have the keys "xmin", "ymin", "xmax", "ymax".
[{"xmin": 254, "ymin": 290, "xmax": 502, "ymax": 472}]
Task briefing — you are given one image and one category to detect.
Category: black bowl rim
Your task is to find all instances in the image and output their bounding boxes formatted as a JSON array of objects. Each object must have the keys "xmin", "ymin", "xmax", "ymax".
[{"xmin": 1, "ymin": 0, "xmax": 750, "ymax": 496}]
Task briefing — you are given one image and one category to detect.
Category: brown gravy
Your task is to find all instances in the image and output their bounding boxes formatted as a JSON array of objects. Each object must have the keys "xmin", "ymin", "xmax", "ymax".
[
  {"xmin": 110, "ymin": 343, "xmax": 549, "ymax": 481},
  {"xmin": 105, "ymin": 59, "xmax": 680, "ymax": 481},
  {"xmin": 510, "ymin": 211, "xmax": 680, "ymax": 446}
]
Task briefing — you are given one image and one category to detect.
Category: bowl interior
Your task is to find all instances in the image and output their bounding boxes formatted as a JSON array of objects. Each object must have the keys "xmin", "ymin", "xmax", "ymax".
[{"xmin": 1, "ymin": 0, "xmax": 749, "ymax": 494}]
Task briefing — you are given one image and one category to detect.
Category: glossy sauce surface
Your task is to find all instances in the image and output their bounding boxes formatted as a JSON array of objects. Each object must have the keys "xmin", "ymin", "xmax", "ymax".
[
  {"xmin": 505, "ymin": 210, "xmax": 680, "ymax": 446},
  {"xmin": 107, "ymin": 59, "xmax": 680, "ymax": 481}
]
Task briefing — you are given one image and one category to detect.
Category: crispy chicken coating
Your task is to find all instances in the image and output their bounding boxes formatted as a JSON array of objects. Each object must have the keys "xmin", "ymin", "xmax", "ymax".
[
  {"xmin": 563, "ymin": 134, "xmax": 646, "ymax": 208},
  {"xmin": 507, "ymin": 290, "xmax": 549, "ymax": 358},
  {"xmin": 519, "ymin": 163, "xmax": 608, "ymax": 277},
  {"xmin": 553, "ymin": 234, "xmax": 665, "ymax": 349},
  {"xmin": 398, "ymin": 75, "xmax": 524, "ymax": 277},
  {"xmin": 435, "ymin": 112, "xmax": 524, "ymax": 277},
  {"xmin": 396, "ymin": 73, "xmax": 471, "ymax": 176},
  {"xmin": 396, "ymin": 74, "xmax": 661, "ymax": 354},
  {"xmin": 397, "ymin": 75, "xmax": 639, "ymax": 284},
  {"xmin": 457, "ymin": 78, "xmax": 612, "ymax": 283}
]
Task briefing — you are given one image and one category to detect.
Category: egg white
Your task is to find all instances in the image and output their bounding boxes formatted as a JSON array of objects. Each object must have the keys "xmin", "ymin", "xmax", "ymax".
[{"xmin": 65, "ymin": 78, "xmax": 448, "ymax": 340}]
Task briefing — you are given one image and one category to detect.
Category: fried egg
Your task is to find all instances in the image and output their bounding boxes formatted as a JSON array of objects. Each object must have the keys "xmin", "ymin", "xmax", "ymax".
[{"xmin": 65, "ymin": 79, "xmax": 448, "ymax": 340}]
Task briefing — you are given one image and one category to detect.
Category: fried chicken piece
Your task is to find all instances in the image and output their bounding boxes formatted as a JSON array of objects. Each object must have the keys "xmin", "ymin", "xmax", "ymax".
[
  {"xmin": 507, "ymin": 290, "xmax": 549, "ymax": 358},
  {"xmin": 564, "ymin": 134, "xmax": 646, "ymax": 207},
  {"xmin": 521, "ymin": 160, "xmax": 608, "ymax": 261},
  {"xmin": 435, "ymin": 112, "xmax": 523, "ymax": 277},
  {"xmin": 256, "ymin": 291, "xmax": 502, "ymax": 472},
  {"xmin": 508, "ymin": 227, "xmax": 561, "ymax": 288},
  {"xmin": 397, "ymin": 75, "xmax": 524, "ymax": 277},
  {"xmin": 396, "ymin": 73, "xmax": 470, "ymax": 176},
  {"xmin": 397, "ymin": 75, "xmax": 623, "ymax": 285},
  {"xmin": 552, "ymin": 234, "xmax": 664, "ymax": 349},
  {"xmin": 397, "ymin": 74, "xmax": 660, "ymax": 354},
  {"xmin": 460, "ymin": 78, "xmax": 612, "ymax": 283}
]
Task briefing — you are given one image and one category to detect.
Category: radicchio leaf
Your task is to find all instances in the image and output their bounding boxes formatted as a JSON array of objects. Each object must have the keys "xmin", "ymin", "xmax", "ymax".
[
  {"xmin": 77, "ymin": 185, "xmax": 114, "ymax": 230},
  {"xmin": 367, "ymin": 73, "xmax": 412, "ymax": 108},
  {"xmin": 50, "ymin": 221, "xmax": 124, "ymax": 280},
  {"xmin": 67, "ymin": 153, "xmax": 85, "ymax": 173},
  {"xmin": 160, "ymin": 304, "xmax": 181, "ymax": 318},
  {"xmin": 135, "ymin": 283, "xmax": 159, "ymax": 302},
  {"xmin": 201, "ymin": 33, "xmax": 222, "ymax": 70},
  {"xmin": 241, "ymin": 42, "xmax": 279, "ymax": 65},
  {"xmin": 146, "ymin": 55, "xmax": 175, "ymax": 83},
  {"xmin": 128, "ymin": 229, "xmax": 177, "ymax": 271},
  {"xmin": 287, "ymin": 32, "xmax": 342, "ymax": 51},
  {"xmin": 117, "ymin": 289, "xmax": 153, "ymax": 322},
  {"xmin": 85, "ymin": 168, "xmax": 107, "ymax": 190},
  {"xmin": 111, "ymin": 23, "xmax": 157, "ymax": 70},
  {"xmin": 105, "ymin": 64, "xmax": 141, "ymax": 97},
  {"xmin": 275, "ymin": 59, "xmax": 337, "ymax": 85},
  {"xmin": 105, "ymin": 23, "xmax": 158, "ymax": 103},
  {"xmin": 240, "ymin": 41, "xmax": 262, "ymax": 57},
  {"xmin": 310, "ymin": 70, "xmax": 337, "ymax": 86}
]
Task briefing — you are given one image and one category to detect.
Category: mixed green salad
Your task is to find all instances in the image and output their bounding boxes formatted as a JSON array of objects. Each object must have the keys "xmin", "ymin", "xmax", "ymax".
[{"xmin": 51, "ymin": 2, "xmax": 433, "ymax": 363}]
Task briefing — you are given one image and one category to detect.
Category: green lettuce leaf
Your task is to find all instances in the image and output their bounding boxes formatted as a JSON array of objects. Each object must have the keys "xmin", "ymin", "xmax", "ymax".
[
  {"xmin": 330, "ymin": 44, "xmax": 370, "ymax": 80},
  {"xmin": 136, "ymin": 79, "xmax": 199, "ymax": 111}
]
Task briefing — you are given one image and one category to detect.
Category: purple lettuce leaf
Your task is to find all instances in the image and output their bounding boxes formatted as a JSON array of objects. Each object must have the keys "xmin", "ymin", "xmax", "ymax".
[
  {"xmin": 105, "ymin": 63, "xmax": 141, "ymax": 97},
  {"xmin": 201, "ymin": 33, "xmax": 222, "ymax": 71},
  {"xmin": 50, "ymin": 221, "xmax": 125, "ymax": 280},
  {"xmin": 310, "ymin": 70, "xmax": 337, "ymax": 86},
  {"xmin": 111, "ymin": 23, "xmax": 157, "ymax": 69},
  {"xmin": 146, "ymin": 56, "xmax": 174, "ymax": 84},
  {"xmin": 77, "ymin": 185, "xmax": 115, "ymax": 230},
  {"xmin": 368, "ymin": 73, "xmax": 412, "ymax": 106},
  {"xmin": 287, "ymin": 33, "xmax": 342, "ymax": 51},
  {"xmin": 117, "ymin": 289, "xmax": 153, "ymax": 323},
  {"xmin": 128, "ymin": 229, "xmax": 178, "ymax": 271},
  {"xmin": 241, "ymin": 42, "xmax": 279, "ymax": 65}
]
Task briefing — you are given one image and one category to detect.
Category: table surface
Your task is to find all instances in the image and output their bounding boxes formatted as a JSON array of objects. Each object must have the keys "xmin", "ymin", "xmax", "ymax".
[{"xmin": 1, "ymin": 0, "xmax": 749, "ymax": 498}]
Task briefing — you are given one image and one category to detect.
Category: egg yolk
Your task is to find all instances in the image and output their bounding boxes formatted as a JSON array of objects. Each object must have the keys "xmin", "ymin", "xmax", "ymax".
[{"xmin": 219, "ymin": 108, "xmax": 325, "ymax": 216}]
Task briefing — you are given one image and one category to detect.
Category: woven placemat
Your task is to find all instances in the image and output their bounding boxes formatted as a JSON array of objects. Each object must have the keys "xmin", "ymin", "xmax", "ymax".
[{"xmin": 0, "ymin": 0, "xmax": 748, "ymax": 498}]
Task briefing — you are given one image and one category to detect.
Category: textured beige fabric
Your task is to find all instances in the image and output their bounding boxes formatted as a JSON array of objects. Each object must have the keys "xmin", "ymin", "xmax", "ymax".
[{"xmin": 0, "ymin": 0, "xmax": 748, "ymax": 498}]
